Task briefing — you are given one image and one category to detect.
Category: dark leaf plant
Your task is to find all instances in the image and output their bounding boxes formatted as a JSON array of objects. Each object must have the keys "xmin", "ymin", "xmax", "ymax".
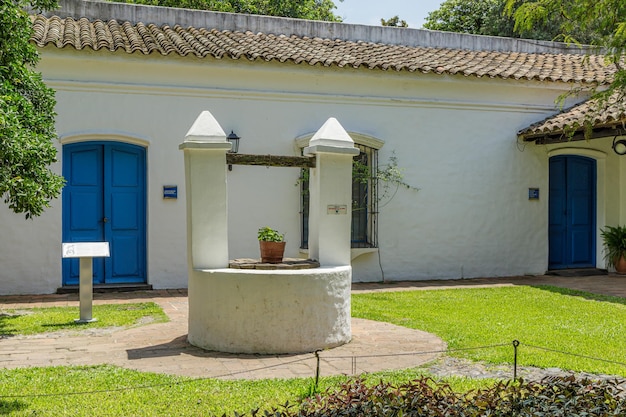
[{"xmin": 600, "ymin": 225, "xmax": 626, "ymax": 268}]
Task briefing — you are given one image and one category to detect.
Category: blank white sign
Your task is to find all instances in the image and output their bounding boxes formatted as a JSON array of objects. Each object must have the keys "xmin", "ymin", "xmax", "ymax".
[{"xmin": 62, "ymin": 242, "xmax": 110, "ymax": 258}]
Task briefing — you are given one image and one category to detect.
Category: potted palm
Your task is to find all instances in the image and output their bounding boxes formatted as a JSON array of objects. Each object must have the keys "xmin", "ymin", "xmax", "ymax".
[
  {"xmin": 600, "ymin": 225, "xmax": 626, "ymax": 274},
  {"xmin": 258, "ymin": 226, "xmax": 285, "ymax": 263}
]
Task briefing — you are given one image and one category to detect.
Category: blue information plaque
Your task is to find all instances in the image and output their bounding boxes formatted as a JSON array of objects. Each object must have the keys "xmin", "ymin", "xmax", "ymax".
[{"xmin": 163, "ymin": 185, "xmax": 178, "ymax": 199}]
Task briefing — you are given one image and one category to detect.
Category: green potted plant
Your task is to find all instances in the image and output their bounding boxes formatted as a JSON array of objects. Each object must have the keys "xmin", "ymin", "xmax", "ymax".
[
  {"xmin": 258, "ymin": 226, "xmax": 285, "ymax": 263},
  {"xmin": 600, "ymin": 225, "xmax": 626, "ymax": 274}
]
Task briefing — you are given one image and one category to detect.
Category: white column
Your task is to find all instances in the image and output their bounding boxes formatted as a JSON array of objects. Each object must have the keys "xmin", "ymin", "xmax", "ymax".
[
  {"xmin": 179, "ymin": 111, "xmax": 231, "ymax": 270},
  {"xmin": 304, "ymin": 118, "xmax": 359, "ymax": 266}
]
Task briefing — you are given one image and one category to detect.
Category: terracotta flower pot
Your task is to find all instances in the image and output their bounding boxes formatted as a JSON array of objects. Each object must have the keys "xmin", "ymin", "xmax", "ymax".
[
  {"xmin": 614, "ymin": 255, "xmax": 626, "ymax": 274},
  {"xmin": 259, "ymin": 241, "xmax": 286, "ymax": 263}
]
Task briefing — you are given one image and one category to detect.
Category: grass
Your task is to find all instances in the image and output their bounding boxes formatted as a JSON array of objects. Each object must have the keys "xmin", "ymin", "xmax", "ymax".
[
  {"xmin": 0, "ymin": 302, "xmax": 168, "ymax": 336},
  {"xmin": 352, "ymin": 285, "xmax": 626, "ymax": 376},
  {"xmin": 0, "ymin": 365, "xmax": 495, "ymax": 416},
  {"xmin": 0, "ymin": 285, "xmax": 624, "ymax": 415}
]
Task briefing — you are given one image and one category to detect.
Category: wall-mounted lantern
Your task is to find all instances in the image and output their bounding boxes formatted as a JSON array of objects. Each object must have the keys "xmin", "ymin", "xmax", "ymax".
[
  {"xmin": 613, "ymin": 135, "xmax": 626, "ymax": 156},
  {"xmin": 227, "ymin": 130, "xmax": 240, "ymax": 171}
]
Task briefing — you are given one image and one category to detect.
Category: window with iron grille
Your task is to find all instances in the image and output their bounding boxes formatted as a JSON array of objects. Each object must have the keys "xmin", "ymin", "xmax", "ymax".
[{"xmin": 300, "ymin": 143, "xmax": 378, "ymax": 249}]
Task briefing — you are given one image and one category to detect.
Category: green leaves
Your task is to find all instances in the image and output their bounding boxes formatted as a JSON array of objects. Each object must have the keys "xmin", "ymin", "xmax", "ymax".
[
  {"xmin": 294, "ymin": 376, "xmax": 626, "ymax": 416},
  {"xmin": 505, "ymin": 0, "xmax": 626, "ymax": 136},
  {"xmin": 425, "ymin": 0, "xmax": 617, "ymax": 43},
  {"xmin": 381, "ymin": 16, "xmax": 408, "ymax": 28},
  {"xmin": 0, "ymin": 0, "xmax": 63, "ymax": 218},
  {"xmin": 424, "ymin": 0, "xmax": 505, "ymax": 36},
  {"xmin": 600, "ymin": 225, "xmax": 626, "ymax": 268},
  {"xmin": 110, "ymin": 0, "xmax": 342, "ymax": 21},
  {"xmin": 258, "ymin": 226, "xmax": 284, "ymax": 242}
]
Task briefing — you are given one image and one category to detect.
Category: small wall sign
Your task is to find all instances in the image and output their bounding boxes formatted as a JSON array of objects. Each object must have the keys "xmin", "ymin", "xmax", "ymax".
[
  {"xmin": 163, "ymin": 185, "xmax": 178, "ymax": 199},
  {"xmin": 327, "ymin": 205, "xmax": 348, "ymax": 215},
  {"xmin": 528, "ymin": 188, "xmax": 540, "ymax": 200}
]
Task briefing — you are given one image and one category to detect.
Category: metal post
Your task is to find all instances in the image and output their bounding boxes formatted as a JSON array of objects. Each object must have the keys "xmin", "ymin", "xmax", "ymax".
[
  {"xmin": 76, "ymin": 257, "xmax": 97, "ymax": 323},
  {"xmin": 512, "ymin": 340, "xmax": 520, "ymax": 381},
  {"xmin": 314, "ymin": 350, "xmax": 321, "ymax": 391}
]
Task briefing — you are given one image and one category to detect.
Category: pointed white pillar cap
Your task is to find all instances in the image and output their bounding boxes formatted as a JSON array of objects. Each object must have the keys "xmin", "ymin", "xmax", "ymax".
[
  {"xmin": 304, "ymin": 118, "xmax": 360, "ymax": 156},
  {"xmin": 180, "ymin": 110, "xmax": 232, "ymax": 150}
]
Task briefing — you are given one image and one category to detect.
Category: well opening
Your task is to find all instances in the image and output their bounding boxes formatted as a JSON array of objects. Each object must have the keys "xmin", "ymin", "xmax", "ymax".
[{"xmin": 229, "ymin": 258, "xmax": 320, "ymax": 270}]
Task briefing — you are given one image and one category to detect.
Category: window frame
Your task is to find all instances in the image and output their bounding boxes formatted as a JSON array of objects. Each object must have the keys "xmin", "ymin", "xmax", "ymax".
[{"xmin": 296, "ymin": 133, "xmax": 384, "ymax": 250}]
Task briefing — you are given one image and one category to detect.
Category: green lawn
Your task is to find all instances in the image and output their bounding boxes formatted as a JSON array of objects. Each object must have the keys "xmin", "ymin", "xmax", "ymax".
[
  {"xmin": 352, "ymin": 285, "xmax": 626, "ymax": 376},
  {"xmin": 0, "ymin": 365, "xmax": 491, "ymax": 416},
  {"xmin": 0, "ymin": 285, "xmax": 624, "ymax": 416},
  {"xmin": 0, "ymin": 302, "xmax": 168, "ymax": 336}
]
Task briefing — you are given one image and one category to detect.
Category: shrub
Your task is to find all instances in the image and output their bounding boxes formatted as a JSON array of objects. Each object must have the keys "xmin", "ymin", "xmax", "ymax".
[{"xmin": 242, "ymin": 376, "xmax": 625, "ymax": 417}]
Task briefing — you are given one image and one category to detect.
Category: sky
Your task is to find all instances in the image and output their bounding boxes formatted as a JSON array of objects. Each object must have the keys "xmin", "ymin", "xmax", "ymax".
[{"xmin": 334, "ymin": 0, "xmax": 445, "ymax": 28}]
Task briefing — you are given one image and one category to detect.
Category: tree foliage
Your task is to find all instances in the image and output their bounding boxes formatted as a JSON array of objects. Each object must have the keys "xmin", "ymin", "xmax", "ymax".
[
  {"xmin": 424, "ymin": 0, "xmax": 506, "ymax": 35},
  {"xmin": 423, "ymin": 0, "xmax": 594, "ymax": 42},
  {"xmin": 505, "ymin": 0, "xmax": 626, "ymax": 120},
  {"xmin": 0, "ymin": 0, "xmax": 65, "ymax": 219},
  {"xmin": 111, "ymin": 0, "xmax": 342, "ymax": 21},
  {"xmin": 505, "ymin": 0, "xmax": 626, "ymax": 61},
  {"xmin": 381, "ymin": 15, "xmax": 408, "ymax": 28}
]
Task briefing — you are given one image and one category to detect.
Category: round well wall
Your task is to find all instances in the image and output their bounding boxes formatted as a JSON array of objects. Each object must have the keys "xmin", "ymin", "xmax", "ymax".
[{"xmin": 187, "ymin": 265, "xmax": 352, "ymax": 354}]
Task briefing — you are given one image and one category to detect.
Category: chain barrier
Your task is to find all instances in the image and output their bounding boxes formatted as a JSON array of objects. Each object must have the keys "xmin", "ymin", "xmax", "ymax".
[
  {"xmin": 1, "ymin": 340, "xmax": 624, "ymax": 400},
  {"xmin": 522, "ymin": 343, "xmax": 626, "ymax": 367},
  {"xmin": 0, "ymin": 356, "xmax": 313, "ymax": 399}
]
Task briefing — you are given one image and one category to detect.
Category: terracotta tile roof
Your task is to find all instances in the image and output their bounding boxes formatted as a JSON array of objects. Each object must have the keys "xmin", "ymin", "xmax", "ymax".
[
  {"xmin": 31, "ymin": 14, "xmax": 614, "ymax": 83},
  {"xmin": 518, "ymin": 92, "xmax": 626, "ymax": 141}
]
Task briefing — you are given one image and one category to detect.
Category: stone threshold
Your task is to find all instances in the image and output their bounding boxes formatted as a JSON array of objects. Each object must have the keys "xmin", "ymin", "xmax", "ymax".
[{"xmin": 57, "ymin": 284, "xmax": 154, "ymax": 294}]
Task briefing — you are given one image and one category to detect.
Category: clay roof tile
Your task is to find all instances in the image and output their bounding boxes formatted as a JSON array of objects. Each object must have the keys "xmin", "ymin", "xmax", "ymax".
[{"xmin": 30, "ymin": 14, "xmax": 614, "ymax": 84}]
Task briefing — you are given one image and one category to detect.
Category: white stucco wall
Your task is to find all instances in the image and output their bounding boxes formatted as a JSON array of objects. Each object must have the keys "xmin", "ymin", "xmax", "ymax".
[{"xmin": 1, "ymin": 40, "xmax": 621, "ymax": 294}]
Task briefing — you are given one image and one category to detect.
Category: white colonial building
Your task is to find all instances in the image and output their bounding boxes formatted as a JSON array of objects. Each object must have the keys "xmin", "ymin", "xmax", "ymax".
[{"xmin": 0, "ymin": 0, "xmax": 622, "ymax": 294}]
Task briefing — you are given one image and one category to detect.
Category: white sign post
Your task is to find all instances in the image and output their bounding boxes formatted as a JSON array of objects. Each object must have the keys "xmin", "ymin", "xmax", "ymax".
[{"xmin": 62, "ymin": 242, "xmax": 110, "ymax": 323}]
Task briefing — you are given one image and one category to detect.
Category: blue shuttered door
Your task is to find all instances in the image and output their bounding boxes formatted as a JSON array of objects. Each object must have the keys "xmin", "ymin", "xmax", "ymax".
[
  {"xmin": 63, "ymin": 142, "xmax": 146, "ymax": 285},
  {"xmin": 548, "ymin": 156, "xmax": 596, "ymax": 269}
]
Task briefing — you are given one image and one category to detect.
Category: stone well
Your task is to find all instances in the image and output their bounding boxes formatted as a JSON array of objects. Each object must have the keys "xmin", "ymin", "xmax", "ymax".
[{"xmin": 180, "ymin": 112, "xmax": 358, "ymax": 354}]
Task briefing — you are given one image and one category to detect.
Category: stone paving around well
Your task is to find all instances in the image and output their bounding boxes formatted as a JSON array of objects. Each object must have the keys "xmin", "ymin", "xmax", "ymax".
[
  {"xmin": 0, "ymin": 290, "xmax": 446, "ymax": 380},
  {"xmin": 0, "ymin": 275, "xmax": 625, "ymax": 383}
]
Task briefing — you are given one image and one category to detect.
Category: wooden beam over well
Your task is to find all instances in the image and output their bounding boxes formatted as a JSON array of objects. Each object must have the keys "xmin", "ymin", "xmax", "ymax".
[{"xmin": 226, "ymin": 153, "xmax": 316, "ymax": 168}]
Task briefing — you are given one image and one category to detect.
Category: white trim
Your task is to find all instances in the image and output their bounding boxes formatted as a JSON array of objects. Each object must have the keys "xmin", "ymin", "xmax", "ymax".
[
  {"xmin": 350, "ymin": 247, "xmax": 378, "ymax": 261},
  {"xmin": 300, "ymin": 247, "xmax": 378, "ymax": 261},
  {"xmin": 303, "ymin": 145, "xmax": 360, "ymax": 156},
  {"xmin": 59, "ymin": 130, "xmax": 151, "ymax": 147},
  {"xmin": 548, "ymin": 147, "xmax": 607, "ymax": 160},
  {"xmin": 295, "ymin": 132, "xmax": 385, "ymax": 150},
  {"xmin": 548, "ymin": 148, "xmax": 606, "ymax": 269}
]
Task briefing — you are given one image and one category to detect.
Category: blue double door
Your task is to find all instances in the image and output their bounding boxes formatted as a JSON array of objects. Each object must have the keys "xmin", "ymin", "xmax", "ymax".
[
  {"xmin": 62, "ymin": 142, "xmax": 147, "ymax": 285},
  {"xmin": 548, "ymin": 155, "xmax": 596, "ymax": 270}
]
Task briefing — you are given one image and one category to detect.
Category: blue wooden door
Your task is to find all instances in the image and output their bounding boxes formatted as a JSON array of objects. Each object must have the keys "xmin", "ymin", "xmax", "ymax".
[
  {"xmin": 63, "ymin": 142, "xmax": 146, "ymax": 285},
  {"xmin": 548, "ymin": 155, "xmax": 596, "ymax": 269}
]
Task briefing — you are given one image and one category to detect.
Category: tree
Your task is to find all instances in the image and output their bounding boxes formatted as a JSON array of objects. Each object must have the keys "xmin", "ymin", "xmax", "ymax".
[
  {"xmin": 381, "ymin": 15, "xmax": 408, "ymax": 27},
  {"xmin": 423, "ymin": 0, "xmax": 593, "ymax": 42},
  {"xmin": 113, "ymin": 0, "xmax": 343, "ymax": 21},
  {"xmin": 0, "ymin": 0, "xmax": 65, "ymax": 219},
  {"xmin": 423, "ymin": 0, "xmax": 506, "ymax": 35},
  {"xmin": 505, "ymin": 0, "xmax": 625, "ymax": 54},
  {"xmin": 506, "ymin": 0, "xmax": 626, "ymax": 99}
]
